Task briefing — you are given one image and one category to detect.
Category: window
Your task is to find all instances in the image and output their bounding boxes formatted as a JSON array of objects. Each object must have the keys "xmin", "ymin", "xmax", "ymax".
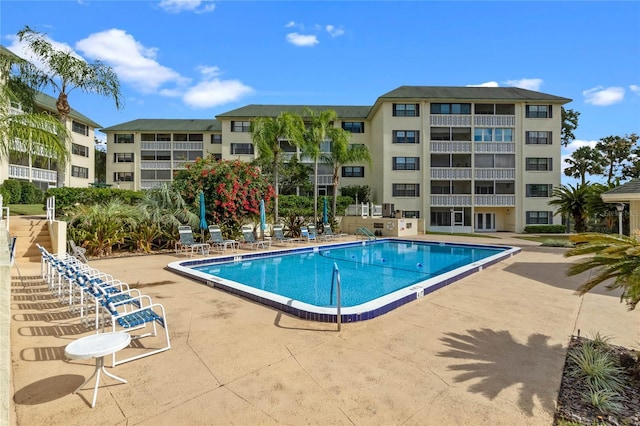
[
  {"xmin": 474, "ymin": 128, "xmax": 513, "ymax": 142},
  {"xmin": 392, "ymin": 157, "xmax": 420, "ymax": 170},
  {"xmin": 188, "ymin": 134, "xmax": 203, "ymax": 141},
  {"xmin": 173, "ymin": 134, "xmax": 188, "ymax": 141},
  {"xmin": 140, "ymin": 133, "xmax": 170, "ymax": 141},
  {"xmin": 71, "ymin": 165, "xmax": 88, "ymax": 178},
  {"xmin": 71, "ymin": 143, "xmax": 89, "ymax": 157},
  {"xmin": 231, "ymin": 121, "xmax": 250, "ymax": 132},
  {"xmin": 526, "ymin": 157, "xmax": 553, "ymax": 171},
  {"xmin": 475, "ymin": 181, "xmax": 494, "ymax": 194},
  {"xmin": 230, "ymin": 143, "xmax": 254, "ymax": 155},
  {"xmin": 526, "ymin": 184, "xmax": 552, "ymax": 197},
  {"xmin": 393, "ymin": 183, "xmax": 420, "ymax": 197},
  {"xmin": 431, "ymin": 181, "xmax": 451, "ymax": 194},
  {"xmin": 141, "ymin": 170, "xmax": 171, "ymax": 180},
  {"xmin": 212, "ymin": 153, "xmax": 222, "ymax": 160},
  {"xmin": 72, "ymin": 121, "xmax": 89, "ymax": 136},
  {"xmin": 211, "ymin": 134, "xmax": 222, "ymax": 144},
  {"xmin": 430, "ymin": 103, "xmax": 471, "ymax": 114},
  {"xmin": 526, "ymin": 131, "xmax": 552, "ymax": 145},
  {"xmin": 115, "ymin": 134, "xmax": 134, "ymax": 144},
  {"xmin": 526, "ymin": 211, "xmax": 553, "ymax": 224},
  {"xmin": 114, "ymin": 172, "xmax": 134, "ymax": 182},
  {"xmin": 114, "ymin": 153, "xmax": 134, "ymax": 163},
  {"xmin": 495, "ymin": 181, "xmax": 515, "ymax": 194},
  {"xmin": 475, "ymin": 154, "xmax": 515, "ymax": 168},
  {"xmin": 141, "ymin": 151, "xmax": 170, "ymax": 161},
  {"xmin": 526, "ymin": 105, "xmax": 552, "ymax": 118},
  {"xmin": 393, "ymin": 103, "xmax": 419, "ymax": 117},
  {"xmin": 393, "ymin": 130, "xmax": 420, "ymax": 143},
  {"xmin": 342, "ymin": 122, "xmax": 364, "ymax": 133},
  {"xmin": 474, "ymin": 104, "xmax": 515, "ymax": 115},
  {"xmin": 430, "ymin": 127, "xmax": 471, "ymax": 141},
  {"xmin": 403, "ymin": 210, "xmax": 420, "ymax": 218},
  {"xmin": 342, "ymin": 166, "xmax": 364, "ymax": 177}
]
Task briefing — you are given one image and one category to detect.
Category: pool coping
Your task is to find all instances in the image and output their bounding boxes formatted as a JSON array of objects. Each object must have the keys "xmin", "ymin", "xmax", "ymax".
[{"xmin": 167, "ymin": 238, "xmax": 521, "ymax": 323}]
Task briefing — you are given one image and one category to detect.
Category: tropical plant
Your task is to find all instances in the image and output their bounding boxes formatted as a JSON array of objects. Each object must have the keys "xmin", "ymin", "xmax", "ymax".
[
  {"xmin": 173, "ymin": 157, "xmax": 274, "ymax": 237},
  {"xmin": 563, "ymin": 146, "xmax": 604, "ymax": 185},
  {"xmin": 301, "ymin": 108, "xmax": 338, "ymax": 224},
  {"xmin": 565, "ymin": 233, "xmax": 640, "ymax": 309},
  {"xmin": 17, "ymin": 26, "xmax": 123, "ymax": 185},
  {"xmin": 323, "ymin": 126, "xmax": 372, "ymax": 215},
  {"xmin": 586, "ymin": 182, "xmax": 620, "ymax": 233},
  {"xmin": 340, "ymin": 185, "xmax": 371, "ymax": 204},
  {"xmin": 568, "ymin": 340, "xmax": 625, "ymax": 392},
  {"xmin": 561, "ymin": 107, "xmax": 580, "ymax": 147},
  {"xmin": 66, "ymin": 200, "xmax": 140, "ymax": 257},
  {"xmin": 595, "ymin": 134, "xmax": 637, "ymax": 185},
  {"xmin": 251, "ymin": 155, "xmax": 313, "ymax": 195},
  {"xmin": 250, "ymin": 111, "xmax": 305, "ymax": 222},
  {"xmin": 548, "ymin": 183, "xmax": 592, "ymax": 233},
  {"xmin": 0, "ymin": 45, "xmax": 71, "ymax": 163}
]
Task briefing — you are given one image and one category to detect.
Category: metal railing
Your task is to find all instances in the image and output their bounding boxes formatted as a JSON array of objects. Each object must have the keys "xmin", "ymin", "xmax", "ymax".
[
  {"xmin": 355, "ymin": 227, "xmax": 376, "ymax": 240},
  {"xmin": 330, "ymin": 262, "xmax": 342, "ymax": 331},
  {"xmin": 46, "ymin": 196, "xmax": 55, "ymax": 223}
]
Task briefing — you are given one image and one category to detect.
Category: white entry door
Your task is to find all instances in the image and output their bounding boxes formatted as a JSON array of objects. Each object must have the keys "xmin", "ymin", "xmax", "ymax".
[{"xmin": 475, "ymin": 213, "xmax": 495, "ymax": 232}]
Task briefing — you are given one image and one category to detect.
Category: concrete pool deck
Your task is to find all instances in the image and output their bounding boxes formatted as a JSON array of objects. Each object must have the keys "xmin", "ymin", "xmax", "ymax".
[{"xmin": 8, "ymin": 233, "xmax": 640, "ymax": 425}]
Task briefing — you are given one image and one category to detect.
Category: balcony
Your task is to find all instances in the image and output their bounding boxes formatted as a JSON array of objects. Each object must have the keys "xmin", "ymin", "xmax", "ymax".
[
  {"xmin": 9, "ymin": 164, "xmax": 57, "ymax": 182},
  {"xmin": 430, "ymin": 195, "xmax": 472, "ymax": 206},
  {"xmin": 474, "ymin": 115, "xmax": 515, "ymax": 127},
  {"xmin": 310, "ymin": 174, "xmax": 333, "ymax": 185},
  {"xmin": 141, "ymin": 180, "xmax": 171, "ymax": 190},
  {"xmin": 474, "ymin": 142, "xmax": 515, "ymax": 153},
  {"xmin": 141, "ymin": 161, "xmax": 171, "ymax": 169},
  {"xmin": 430, "ymin": 142, "xmax": 472, "ymax": 153},
  {"xmin": 474, "ymin": 195, "xmax": 515, "ymax": 206},
  {"xmin": 431, "ymin": 168, "xmax": 472, "ymax": 180},
  {"xmin": 173, "ymin": 142, "xmax": 203, "ymax": 150},
  {"xmin": 429, "ymin": 115, "xmax": 472, "ymax": 126},
  {"xmin": 141, "ymin": 142, "xmax": 171, "ymax": 150},
  {"xmin": 475, "ymin": 168, "xmax": 515, "ymax": 179}
]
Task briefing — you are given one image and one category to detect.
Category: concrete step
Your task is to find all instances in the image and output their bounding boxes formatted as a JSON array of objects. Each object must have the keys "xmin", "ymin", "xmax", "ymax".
[{"xmin": 8, "ymin": 215, "xmax": 53, "ymax": 263}]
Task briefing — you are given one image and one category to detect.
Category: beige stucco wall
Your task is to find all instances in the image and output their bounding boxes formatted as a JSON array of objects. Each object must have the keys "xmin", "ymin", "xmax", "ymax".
[{"xmin": 0, "ymin": 224, "xmax": 12, "ymax": 426}]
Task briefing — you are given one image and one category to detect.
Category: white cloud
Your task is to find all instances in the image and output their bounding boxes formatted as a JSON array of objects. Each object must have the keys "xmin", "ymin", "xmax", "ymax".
[
  {"xmin": 183, "ymin": 79, "xmax": 254, "ymax": 108},
  {"xmin": 583, "ymin": 86, "xmax": 625, "ymax": 106},
  {"xmin": 158, "ymin": 0, "xmax": 215, "ymax": 14},
  {"xmin": 466, "ymin": 81, "xmax": 499, "ymax": 87},
  {"xmin": 325, "ymin": 25, "xmax": 344, "ymax": 37},
  {"xmin": 505, "ymin": 78, "xmax": 543, "ymax": 91},
  {"xmin": 629, "ymin": 84, "xmax": 640, "ymax": 95},
  {"xmin": 7, "ymin": 35, "xmax": 82, "ymax": 72},
  {"xmin": 286, "ymin": 33, "xmax": 319, "ymax": 47},
  {"xmin": 75, "ymin": 29, "xmax": 186, "ymax": 93},
  {"xmin": 197, "ymin": 65, "xmax": 221, "ymax": 78},
  {"xmin": 285, "ymin": 21, "xmax": 297, "ymax": 28}
]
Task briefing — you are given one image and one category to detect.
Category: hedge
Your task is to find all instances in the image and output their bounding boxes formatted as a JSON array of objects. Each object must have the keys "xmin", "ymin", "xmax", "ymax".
[
  {"xmin": 44, "ymin": 187, "xmax": 144, "ymax": 214},
  {"xmin": 523, "ymin": 225, "xmax": 567, "ymax": 234}
]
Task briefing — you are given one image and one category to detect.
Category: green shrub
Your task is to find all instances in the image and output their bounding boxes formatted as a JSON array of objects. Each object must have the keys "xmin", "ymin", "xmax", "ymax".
[
  {"xmin": 523, "ymin": 224, "xmax": 567, "ymax": 234},
  {"xmin": 0, "ymin": 186, "xmax": 10, "ymax": 205},
  {"xmin": 19, "ymin": 181, "xmax": 43, "ymax": 204},
  {"xmin": 569, "ymin": 341, "xmax": 625, "ymax": 392},
  {"xmin": 582, "ymin": 388, "xmax": 623, "ymax": 415},
  {"xmin": 540, "ymin": 239, "xmax": 574, "ymax": 248},
  {"xmin": 2, "ymin": 179, "xmax": 22, "ymax": 204},
  {"xmin": 45, "ymin": 187, "xmax": 143, "ymax": 214}
]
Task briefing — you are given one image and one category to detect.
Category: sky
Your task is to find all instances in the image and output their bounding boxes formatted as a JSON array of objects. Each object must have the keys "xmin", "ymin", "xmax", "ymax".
[{"xmin": 2, "ymin": 1, "xmax": 639, "ymax": 184}]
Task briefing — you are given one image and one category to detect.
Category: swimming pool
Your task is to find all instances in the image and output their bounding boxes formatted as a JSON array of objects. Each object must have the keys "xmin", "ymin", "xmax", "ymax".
[{"xmin": 168, "ymin": 239, "xmax": 520, "ymax": 323}]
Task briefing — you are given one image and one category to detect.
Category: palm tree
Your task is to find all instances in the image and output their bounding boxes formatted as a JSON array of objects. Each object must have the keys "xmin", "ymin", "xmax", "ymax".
[
  {"xmin": 566, "ymin": 233, "xmax": 640, "ymax": 310},
  {"xmin": 250, "ymin": 112, "xmax": 305, "ymax": 222},
  {"xmin": 0, "ymin": 45, "xmax": 70, "ymax": 162},
  {"xmin": 548, "ymin": 183, "xmax": 592, "ymax": 233},
  {"xmin": 301, "ymin": 108, "xmax": 337, "ymax": 224},
  {"xmin": 563, "ymin": 146, "xmax": 604, "ymax": 185},
  {"xmin": 17, "ymin": 26, "xmax": 123, "ymax": 185},
  {"xmin": 324, "ymin": 127, "xmax": 372, "ymax": 216}
]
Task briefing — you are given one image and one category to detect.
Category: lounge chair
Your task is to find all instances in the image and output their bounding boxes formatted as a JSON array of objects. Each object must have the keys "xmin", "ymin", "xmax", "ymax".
[
  {"xmin": 208, "ymin": 225, "xmax": 239, "ymax": 252},
  {"xmin": 300, "ymin": 226, "xmax": 316, "ymax": 243},
  {"xmin": 241, "ymin": 225, "xmax": 270, "ymax": 249},
  {"xmin": 69, "ymin": 240, "xmax": 88, "ymax": 263},
  {"xmin": 272, "ymin": 224, "xmax": 296, "ymax": 245},
  {"xmin": 176, "ymin": 225, "xmax": 210, "ymax": 257},
  {"xmin": 323, "ymin": 225, "xmax": 347, "ymax": 240}
]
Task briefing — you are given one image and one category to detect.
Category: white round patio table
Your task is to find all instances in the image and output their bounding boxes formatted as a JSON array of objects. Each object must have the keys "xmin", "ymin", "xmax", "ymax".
[{"xmin": 65, "ymin": 331, "xmax": 131, "ymax": 408}]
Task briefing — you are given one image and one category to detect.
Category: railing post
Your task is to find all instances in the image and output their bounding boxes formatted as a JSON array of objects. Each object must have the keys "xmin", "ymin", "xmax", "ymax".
[
  {"xmin": 330, "ymin": 262, "xmax": 342, "ymax": 331},
  {"xmin": 46, "ymin": 196, "xmax": 56, "ymax": 223}
]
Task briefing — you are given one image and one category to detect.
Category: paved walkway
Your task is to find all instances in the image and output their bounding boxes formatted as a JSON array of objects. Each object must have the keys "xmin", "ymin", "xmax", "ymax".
[{"xmin": 8, "ymin": 234, "xmax": 640, "ymax": 425}]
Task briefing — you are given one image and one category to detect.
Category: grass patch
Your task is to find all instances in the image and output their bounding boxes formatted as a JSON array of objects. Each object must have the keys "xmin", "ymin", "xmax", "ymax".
[{"xmin": 7, "ymin": 204, "xmax": 46, "ymax": 216}]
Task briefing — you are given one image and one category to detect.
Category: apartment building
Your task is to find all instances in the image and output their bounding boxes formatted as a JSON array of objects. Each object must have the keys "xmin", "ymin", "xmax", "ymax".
[
  {"xmin": 0, "ymin": 92, "xmax": 100, "ymax": 190},
  {"xmin": 103, "ymin": 86, "xmax": 571, "ymax": 233}
]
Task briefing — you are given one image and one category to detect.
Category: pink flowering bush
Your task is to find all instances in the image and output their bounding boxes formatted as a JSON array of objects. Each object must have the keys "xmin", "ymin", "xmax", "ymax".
[{"xmin": 173, "ymin": 157, "xmax": 274, "ymax": 236}]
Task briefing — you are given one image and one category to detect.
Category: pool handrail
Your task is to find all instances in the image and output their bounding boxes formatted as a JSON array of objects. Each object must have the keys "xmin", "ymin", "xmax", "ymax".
[
  {"xmin": 355, "ymin": 227, "xmax": 376, "ymax": 240},
  {"xmin": 330, "ymin": 262, "xmax": 341, "ymax": 331}
]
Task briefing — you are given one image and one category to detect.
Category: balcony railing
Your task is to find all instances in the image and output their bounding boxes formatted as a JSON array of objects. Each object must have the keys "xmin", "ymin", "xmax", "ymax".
[
  {"xmin": 310, "ymin": 174, "xmax": 333, "ymax": 185},
  {"xmin": 9, "ymin": 164, "xmax": 57, "ymax": 182},
  {"xmin": 141, "ymin": 142, "xmax": 171, "ymax": 150},
  {"xmin": 141, "ymin": 161, "xmax": 171, "ymax": 169},
  {"xmin": 474, "ymin": 142, "xmax": 515, "ymax": 153},
  {"xmin": 430, "ymin": 142, "xmax": 472, "ymax": 153},
  {"xmin": 474, "ymin": 195, "xmax": 515, "ymax": 206},
  {"xmin": 474, "ymin": 115, "xmax": 515, "ymax": 127},
  {"xmin": 141, "ymin": 180, "xmax": 171, "ymax": 190},
  {"xmin": 430, "ymin": 168, "xmax": 472, "ymax": 180},
  {"xmin": 474, "ymin": 168, "xmax": 515, "ymax": 179},
  {"xmin": 173, "ymin": 142, "xmax": 203, "ymax": 150},
  {"xmin": 429, "ymin": 115, "xmax": 472, "ymax": 126},
  {"xmin": 430, "ymin": 195, "xmax": 472, "ymax": 206}
]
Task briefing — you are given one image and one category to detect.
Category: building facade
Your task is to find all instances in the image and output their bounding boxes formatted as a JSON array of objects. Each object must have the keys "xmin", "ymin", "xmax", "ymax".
[
  {"xmin": 0, "ymin": 92, "xmax": 101, "ymax": 190},
  {"xmin": 103, "ymin": 86, "xmax": 571, "ymax": 233}
]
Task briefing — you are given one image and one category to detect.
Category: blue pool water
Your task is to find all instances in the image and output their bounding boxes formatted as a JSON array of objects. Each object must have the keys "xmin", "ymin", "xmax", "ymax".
[
  {"xmin": 168, "ymin": 239, "xmax": 519, "ymax": 322},
  {"xmin": 190, "ymin": 240, "xmax": 508, "ymax": 307}
]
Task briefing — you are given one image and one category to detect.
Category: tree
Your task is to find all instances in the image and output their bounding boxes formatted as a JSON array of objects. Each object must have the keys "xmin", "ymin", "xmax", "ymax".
[
  {"xmin": 561, "ymin": 107, "xmax": 580, "ymax": 147},
  {"xmin": 622, "ymin": 141, "xmax": 640, "ymax": 180},
  {"xmin": 0, "ymin": 45, "xmax": 70, "ymax": 163},
  {"xmin": 586, "ymin": 182, "xmax": 620, "ymax": 232},
  {"xmin": 17, "ymin": 26, "xmax": 123, "ymax": 185},
  {"xmin": 94, "ymin": 137, "xmax": 106, "ymax": 183},
  {"xmin": 301, "ymin": 108, "xmax": 338, "ymax": 224},
  {"xmin": 250, "ymin": 112, "xmax": 305, "ymax": 222},
  {"xmin": 565, "ymin": 233, "xmax": 640, "ymax": 310},
  {"xmin": 323, "ymin": 127, "xmax": 372, "ymax": 216},
  {"xmin": 251, "ymin": 155, "xmax": 313, "ymax": 195},
  {"xmin": 563, "ymin": 146, "xmax": 604, "ymax": 185},
  {"xmin": 173, "ymin": 157, "xmax": 274, "ymax": 236},
  {"xmin": 596, "ymin": 134, "xmax": 637, "ymax": 185},
  {"xmin": 548, "ymin": 183, "xmax": 592, "ymax": 233}
]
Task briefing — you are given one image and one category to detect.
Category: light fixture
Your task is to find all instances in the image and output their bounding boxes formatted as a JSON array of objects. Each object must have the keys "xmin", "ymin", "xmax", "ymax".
[{"xmin": 616, "ymin": 203, "xmax": 625, "ymax": 235}]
